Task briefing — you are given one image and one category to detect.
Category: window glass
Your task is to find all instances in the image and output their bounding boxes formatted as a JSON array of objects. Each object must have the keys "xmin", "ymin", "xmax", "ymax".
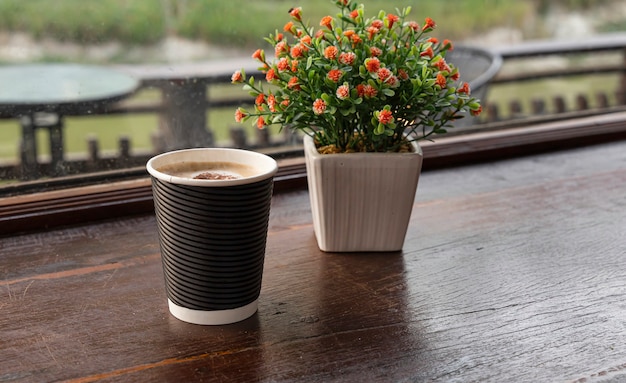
[{"xmin": 0, "ymin": 0, "xmax": 625, "ymax": 192}]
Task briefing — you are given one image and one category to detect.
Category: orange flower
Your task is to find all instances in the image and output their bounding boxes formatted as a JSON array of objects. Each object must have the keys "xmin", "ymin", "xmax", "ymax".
[
  {"xmin": 284, "ymin": 21, "xmax": 295, "ymax": 34},
  {"xmin": 436, "ymin": 73, "xmax": 447, "ymax": 88},
  {"xmin": 275, "ymin": 41, "xmax": 289, "ymax": 57},
  {"xmin": 386, "ymin": 14, "xmax": 399, "ymax": 28},
  {"xmin": 408, "ymin": 21, "xmax": 419, "ymax": 32},
  {"xmin": 364, "ymin": 85, "xmax": 378, "ymax": 98},
  {"xmin": 268, "ymin": 94, "xmax": 277, "ymax": 112},
  {"xmin": 255, "ymin": 93, "xmax": 265, "ymax": 106},
  {"xmin": 428, "ymin": 37, "xmax": 439, "ymax": 44},
  {"xmin": 287, "ymin": 77, "xmax": 300, "ymax": 90},
  {"xmin": 351, "ymin": 34, "xmax": 362, "ymax": 46},
  {"xmin": 385, "ymin": 75, "xmax": 399, "ymax": 88},
  {"xmin": 231, "ymin": 70, "xmax": 243, "ymax": 83},
  {"xmin": 276, "ymin": 33, "xmax": 284, "ymax": 42},
  {"xmin": 420, "ymin": 47, "xmax": 434, "ymax": 58},
  {"xmin": 371, "ymin": 20, "xmax": 383, "ymax": 29},
  {"xmin": 458, "ymin": 82, "xmax": 471, "ymax": 94},
  {"xmin": 397, "ymin": 69, "xmax": 409, "ymax": 80},
  {"xmin": 277, "ymin": 57, "xmax": 289, "ymax": 72},
  {"xmin": 443, "ymin": 39, "xmax": 453, "ymax": 50},
  {"xmin": 423, "ymin": 17, "xmax": 436, "ymax": 31},
  {"xmin": 324, "ymin": 46, "xmax": 338, "ymax": 60},
  {"xmin": 377, "ymin": 67, "xmax": 392, "ymax": 82},
  {"xmin": 370, "ymin": 47, "xmax": 382, "ymax": 57},
  {"xmin": 289, "ymin": 7, "xmax": 302, "ymax": 21},
  {"xmin": 433, "ymin": 58, "xmax": 451, "ymax": 72},
  {"xmin": 377, "ymin": 109, "xmax": 393, "ymax": 125},
  {"xmin": 339, "ymin": 52, "xmax": 356, "ymax": 65},
  {"xmin": 313, "ymin": 98, "xmax": 327, "ymax": 114},
  {"xmin": 234, "ymin": 108, "xmax": 247, "ymax": 122},
  {"xmin": 364, "ymin": 57, "xmax": 380, "ymax": 73},
  {"xmin": 350, "ymin": 10, "xmax": 359, "ymax": 19},
  {"xmin": 357, "ymin": 84, "xmax": 377, "ymax": 98},
  {"xmin": 256, "ymin": 116, "xmax": 266, "ymax": 129},
  {"xmin": 300, "ymin": 35, "xmax": 312, "ymax": 48},
  {"xmin": 290, "ymin": 44, "xmax": 304, "ymax": 58},
  {"xmin": 327, "ymin": 69, "xmax": 343, "ymax": 82},
  {"xmin": 252, "ymin": 49, "xmax": 263, "ymax": 61},
  {"xmin": 291, "ymin": 60, "xmax": 299, "ymax": 72},
  {"xmin": 336, "ymin": 84, "xmax": 350, "ymax": 100},
  {"xmin": 470, "ymin": 105, "xmax": 483, "ymax": 116},
  {"xmin": 451, "ymin": 71, "xmax": 460, "ymax": 81},
  {"xmin": 265, "ymin": 68, "xmax": 278, "ymax": 82},
  {"xmin": 320, "ymin": 16, "xmax": 333, "ymax": 30},
  {"xmin": 367, "ymin": 26, "xmax": 379, "ymax": 40}
]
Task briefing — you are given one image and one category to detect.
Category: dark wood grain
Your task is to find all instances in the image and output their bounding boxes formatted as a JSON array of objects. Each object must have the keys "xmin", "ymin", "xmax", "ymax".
[{"xmin": 1, "ymin": 140, "xmax": 626, "ymax": 382}]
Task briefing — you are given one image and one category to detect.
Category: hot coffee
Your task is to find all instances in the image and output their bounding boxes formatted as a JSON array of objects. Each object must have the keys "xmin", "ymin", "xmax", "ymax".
[
  {"xmin": 157, "ymin": 161, "xmax": 257, "ymax": 180},
  {"xmin": 147, "ymin": 148, "xmax": 278, "ymax": 325}
]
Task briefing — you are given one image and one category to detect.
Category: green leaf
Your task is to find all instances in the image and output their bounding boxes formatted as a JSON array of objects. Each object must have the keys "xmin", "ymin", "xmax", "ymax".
[
  {"xmin": 382, "ymin": 89, "xmax": 395, "ymax": 97},
  {"xmin": 375, "ymin": 122, "xmax": 385, "ymax": 135}
]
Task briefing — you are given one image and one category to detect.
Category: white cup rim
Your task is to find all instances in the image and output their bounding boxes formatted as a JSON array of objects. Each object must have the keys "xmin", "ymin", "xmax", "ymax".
[{"xmin": 147, "ymin": 148, "xmax": 278, "ymax": 187}]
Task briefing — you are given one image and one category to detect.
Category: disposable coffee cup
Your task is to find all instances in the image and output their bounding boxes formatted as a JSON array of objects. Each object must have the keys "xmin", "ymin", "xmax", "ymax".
[{"xmin": 146, "ymin": 148, "xmax": 278, "ymax": 325}]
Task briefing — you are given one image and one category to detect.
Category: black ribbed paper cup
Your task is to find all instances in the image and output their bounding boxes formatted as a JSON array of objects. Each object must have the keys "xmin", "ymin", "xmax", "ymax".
[{"xmin": 146, "ymin": 148, "xmax": 277, "ymax": 325}]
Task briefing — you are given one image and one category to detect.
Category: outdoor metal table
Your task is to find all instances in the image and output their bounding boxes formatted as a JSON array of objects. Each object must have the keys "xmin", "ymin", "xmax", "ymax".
[{"xmin": 0, "ymin": 64, "xmax": 139, "ymax": 179}]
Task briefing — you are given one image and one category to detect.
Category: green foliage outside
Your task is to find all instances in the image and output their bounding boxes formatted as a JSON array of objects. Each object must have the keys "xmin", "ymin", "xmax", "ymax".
[
  {"xmin": 0, "ymin": 0, "xmax": 547, "ymax": 49},
  {"xmin": 0, "ymin": 0, "xmax": 165, "ymax": 44},
  {"xmin": 175, "ymin": 0, "xmax": 531, "ymax": 48},
  {"xmin": 1, "ymin": 0, "xmax": 621, "ymax": 49}
]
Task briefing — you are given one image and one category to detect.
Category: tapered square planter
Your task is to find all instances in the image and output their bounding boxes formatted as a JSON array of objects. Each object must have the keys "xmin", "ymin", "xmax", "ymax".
[{"xmin": 303, "ymin": 135, "xmax": 423, "ymax": 252}]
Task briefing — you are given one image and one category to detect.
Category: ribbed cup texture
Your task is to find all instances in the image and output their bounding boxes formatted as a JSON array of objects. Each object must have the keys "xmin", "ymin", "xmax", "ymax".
[{"xmin": 151, "ymin": 177, "xmax": 273, "ymax": 311}]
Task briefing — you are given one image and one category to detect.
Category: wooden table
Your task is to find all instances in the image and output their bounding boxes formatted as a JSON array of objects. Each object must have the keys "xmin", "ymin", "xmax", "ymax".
[
  {"xmin": 0, "ymin": 64, "xmax": 139, "ymax": 179},
  {"xmin": 1, "ymin": 139, "xmax": 626, "ymax": 382}
]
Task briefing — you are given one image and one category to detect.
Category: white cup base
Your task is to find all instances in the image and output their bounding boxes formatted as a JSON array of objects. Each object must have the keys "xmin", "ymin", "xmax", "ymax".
[{"xmin": 167, "ymin": 299, "xmax": 258, "ymax": 325}]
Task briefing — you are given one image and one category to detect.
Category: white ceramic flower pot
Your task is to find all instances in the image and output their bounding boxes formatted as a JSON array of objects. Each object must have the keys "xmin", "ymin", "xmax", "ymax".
[{"xmin": 303, "ymin": 135, "xmax": 423, "ymax": 252}]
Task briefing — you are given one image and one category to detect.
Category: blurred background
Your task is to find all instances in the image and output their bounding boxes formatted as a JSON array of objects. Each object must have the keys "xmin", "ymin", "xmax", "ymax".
[{"xmin": 0, "ymin": 0, "xmax": 625, "ymax": 183}]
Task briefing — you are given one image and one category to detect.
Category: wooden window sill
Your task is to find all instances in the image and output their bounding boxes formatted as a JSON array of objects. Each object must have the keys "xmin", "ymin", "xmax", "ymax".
[{"xmin": 2, "ymin": 111, "xmax": 626, "ymax": 236}]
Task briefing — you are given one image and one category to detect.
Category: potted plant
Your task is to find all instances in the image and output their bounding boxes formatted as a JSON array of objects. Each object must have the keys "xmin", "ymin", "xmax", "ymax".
[{"xmin": 232, "ymin": 0, "xmax": 482, "ymax": 252}]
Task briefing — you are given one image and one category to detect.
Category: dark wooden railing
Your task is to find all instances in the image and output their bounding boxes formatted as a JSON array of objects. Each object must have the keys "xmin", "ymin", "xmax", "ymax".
[
  {"xmin": 484, "ymin": 33, "xmax": 626, "ymax": 123},
  {"xmin": 1, "ymin": 33, "xmax": 626, "ymax": 184}
]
